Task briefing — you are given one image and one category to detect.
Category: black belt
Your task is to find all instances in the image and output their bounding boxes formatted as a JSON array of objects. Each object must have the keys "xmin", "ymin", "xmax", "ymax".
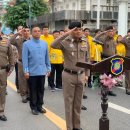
[
  {"xmin": 19, "ymin": 59, "xmax": 22, "ymax": 62},
  {"xmin": 64, "ymin": 68, "xmax": 84, "ymax": 75},
  {"xmin": 0, "ymin": 65, "xmax": 7, "ymax": 70}
]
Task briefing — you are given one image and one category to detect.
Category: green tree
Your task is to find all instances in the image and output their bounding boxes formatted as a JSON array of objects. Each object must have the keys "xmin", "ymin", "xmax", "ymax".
[{"xmin": 4, "ymin": 0, "xmax": 48, "ymax": 30}]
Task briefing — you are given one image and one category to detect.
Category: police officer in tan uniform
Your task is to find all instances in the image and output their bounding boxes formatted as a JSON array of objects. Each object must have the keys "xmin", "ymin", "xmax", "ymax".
[
  {"xmin": 0, "ymin": 35, "xmax": 14, "ymax": 121},
  {"xmin": 121, "ymin": 29, "xmax": 130, "ymax": 95},
  {"xmin": 95, "ymin": 26, "xmax": 117, "ymax": 96},
  {"xmin": 10, "ymin": 25, "xmax": 30, "ymax": 103},
  {"xmin": 51, "ymin": 22, "xmax": 89, "ymax": 130}
]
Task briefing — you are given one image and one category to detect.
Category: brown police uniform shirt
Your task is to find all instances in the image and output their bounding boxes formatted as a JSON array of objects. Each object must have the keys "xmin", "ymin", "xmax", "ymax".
[
  {"xmin": 0, "ymin": 40, "xmax": 14, "ymax": 68},
  {"xmin": 11, "ymin": 45, "xmax": 19, "ymax": 64},
  {"xmin": 96, "ymin": 34, "xmax": 116, "ymax": 57},
  {"xmin": 10, "ymin": 35, "xmax": 29, "ymax": 60},
  {"xmin": 51, "ymin": 34, "xmax": 90, "ymax": 75},
  {"xmin": 122, "ymin": 36, "xmax": 130, "ymax": 57}
]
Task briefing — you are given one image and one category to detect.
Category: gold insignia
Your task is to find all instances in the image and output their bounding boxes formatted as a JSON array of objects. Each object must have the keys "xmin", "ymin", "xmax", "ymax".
[{"xmin": 81, "ymin": 42, "xmax": 87, "ymax": 48}]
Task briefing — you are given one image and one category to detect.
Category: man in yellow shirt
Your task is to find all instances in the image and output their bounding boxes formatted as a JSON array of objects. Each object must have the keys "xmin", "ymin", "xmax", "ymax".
[
  {"xmin": 116, "ymin": 35, "xmax": 126, "ymax": 57},
  {"xmin": 40, "ymin": 26, "xmax": 54, "ymax": 53},
  {"xmin": 93, "ymin": 29, "xmax": 103, "ymax": 62},
  {"xmin": 49, "ymin": 30, "xmax": 64, "ymax": 91},
  {"xmin": 83, "ymin": 28, "xmax": 95, "ymax": 88},
  {"xmin": 113, "ymin": 26, "xmax": 118, "ymax": 41},
  {"xmin": 83, "ymin": 28, "xmax": 95, "ymax": 61},
  {"xmin": 40, "ymin": 26, "xmax": 54, "ymax": 87}
]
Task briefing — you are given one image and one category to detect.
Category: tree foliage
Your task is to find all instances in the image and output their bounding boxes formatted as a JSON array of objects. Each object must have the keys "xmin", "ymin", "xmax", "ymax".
[{"xmin": 4, "ymin": 0, "xmax": 48, "ymax": 30}]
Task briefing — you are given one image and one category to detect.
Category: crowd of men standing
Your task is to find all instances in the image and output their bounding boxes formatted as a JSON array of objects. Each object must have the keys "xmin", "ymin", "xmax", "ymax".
[{"xmin": 0, "ymin": 21, "xmax": 130, "ymax": 130}]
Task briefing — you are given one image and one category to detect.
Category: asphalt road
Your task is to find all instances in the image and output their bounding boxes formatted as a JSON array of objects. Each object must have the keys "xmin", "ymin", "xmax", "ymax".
[{"xmin": 0, "ymin": 71, "xmax": 130, "ymax": 130}]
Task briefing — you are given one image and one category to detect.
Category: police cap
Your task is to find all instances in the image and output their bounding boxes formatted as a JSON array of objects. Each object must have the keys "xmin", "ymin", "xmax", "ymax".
[{"xmin": 68, "ymin": 21, "xmax": 83, "ymax": 29}]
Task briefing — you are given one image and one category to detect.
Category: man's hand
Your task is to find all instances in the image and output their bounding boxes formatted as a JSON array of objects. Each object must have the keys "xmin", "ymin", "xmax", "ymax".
[
  {"xmin": 7, "ymin": 71, "xmax": 11, "ymax": 77},
  {"xmin": 65, "ymin": 27, "xmax": 77, "ymax": 35},
  {"xmin": 46, "ymin": 72, "xmax": 51, "ymax": 77},
  {"xmin": 17, "ymin": 28, "xmax": 24, "ymax": 35},
  {"xmin": 24, "ymin": 73, "xmax": 29, "ymax": 79},
  {"xmin": 85, "ymin": 76, "xmax": 88, "ymax": 81}
]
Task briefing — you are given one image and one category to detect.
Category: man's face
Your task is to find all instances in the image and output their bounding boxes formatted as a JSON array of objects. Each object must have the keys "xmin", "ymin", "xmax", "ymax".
[
  {"xmin": 117, "ymin": 35, "xmax": 123, "ymax": 42},
  {"xmin": 71, "ymin": 28, "xmax": 83, "ymax": 39},
  {"xmin": 84, "ymin": 30, "xmax": 90, "ymax": 36},
  {"xmin": 42, "ymin": 28, "xmax": 49, "ymax": 35},
  {"xmin": 107, "ymin": 29, "xmax": 114, "ymax": 38},
  {"xmin": 17, "ymin": 26, "xmax": 23, "ymax": 32},
  {"xmin": 128, "ymin": 32, "xmax": 130, "ymax": 36},
  {"xmin": 64, "ymin": 28, "xmax": 70, "ymax": 32},
  {"xmin": 60, "ymin": 31, "xmax": 65, "ymax": 35},
  {"xmin": 53, "ymin": 32, "xmax": 60, "ymax": 39},
  {"xmin": 113, "ymin": 27, "xmax": 117, "ymax": 35},
  {"xmin": 23, "ymin": 28, "xmax": 30, "ymax": 38},
  {"xmin": 32, "ymin": 27, "xmax": 41, "ymax": 39}
]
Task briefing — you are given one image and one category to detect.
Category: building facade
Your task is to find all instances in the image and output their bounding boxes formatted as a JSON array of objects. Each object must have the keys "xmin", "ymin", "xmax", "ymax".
[{"xmin": 27, "ymin": 0, "xmax": 130, "ymax": 31}]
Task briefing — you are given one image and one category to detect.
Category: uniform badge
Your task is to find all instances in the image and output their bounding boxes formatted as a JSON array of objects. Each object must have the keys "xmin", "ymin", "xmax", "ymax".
[
  {"xmin": 81, "ymin": 42, "xmax": 87, "ymax": 48},
  {"xmin": 111, "ymin": 58, "xmax": 124, "ymax": 76},
  {"xmin": 70, "ymin": 43, "xmax": 74, "ymax": 48},
  {"xmin": 71, "ymin": 52, "xmax": 74, "ymax": 56}
]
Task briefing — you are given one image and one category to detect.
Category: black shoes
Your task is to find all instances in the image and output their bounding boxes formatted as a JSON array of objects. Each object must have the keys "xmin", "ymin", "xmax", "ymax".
[
  {"xmin": 32, "ymin": 110, "xmax": 39, "ymax": 115},
  {"xmin": 126, "ymin": 90, "xmax": 130, "ymax": 95},
  {"xmin": 55, "ymin": 86, "xmax": 62, "ymax": 90},
  {"xmin": 17, "ymin": 89, "xmax": 20, "ymax": 93},
  {"xmin": 88, "ymin": 83, "xmax": 92, "ymax": 88},
  {"xmin": 51, "ymin": 87, "xmax": 55, "ymax": 92},
  {"xmin": 22, "ymin": 98, "xmax": 28, "ymax": 103},
  {"xmin": 83, "ymin": 95, "xmax": 87, "ymax": 99},
  {"xmin": 31, "ymin": 107, "xmax": 46, "ymax": 115},
  {"xmin": 0, "ymin": 115, "xmax": 7, "ymax": 121},
  {"xmin": 81, "ymin": 105, "xmax": 87, "ymax": 110},
  {"xmin": 108, "ymin": 91, "xmax": 117, "ymax": 96},
  {"xmin": 37, "ymin": 108, "xmax": 46, "ymax": 113},
  {"xmin": 73, "ymin": 128, "xmax": 83, "ymax": 130},
  {"xmin": 22, "ymin": 96, "xmax": 30, "ymax": 103}
]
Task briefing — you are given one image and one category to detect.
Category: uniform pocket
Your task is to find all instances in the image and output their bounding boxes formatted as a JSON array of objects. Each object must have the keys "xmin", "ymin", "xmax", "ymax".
[
  {"xmin": 65, "ymin": 47, "xmax": 77, "ymax": 57},
  {"xmin": 0, "ymin": 70, "xmax": 7, "ymax": 86},
  {"xmin": 80, "ymin": 48, "xmax": 88, "ymax": 59}
]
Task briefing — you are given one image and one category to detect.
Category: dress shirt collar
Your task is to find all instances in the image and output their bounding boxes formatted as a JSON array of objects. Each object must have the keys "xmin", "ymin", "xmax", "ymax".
[{"xmin": 32, "ymin": 38, "xmax": 40, "ymax": 43}]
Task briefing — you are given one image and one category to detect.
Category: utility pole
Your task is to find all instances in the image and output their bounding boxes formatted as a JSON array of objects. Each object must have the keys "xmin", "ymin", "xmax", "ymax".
[
  {"xmin": 28, "ymin": 1, "xmax": 31, "ymax": 29},
  {"xmin": 97, "ymin": 0, "xmax": 101, "ymax": 29},
  {"xmin": 26, "ymin": 0, "xmax": 31, "ymax": 29},
  {"xmin": 118, "ymin": 0, "xmax": 128, "ymax": 36}
]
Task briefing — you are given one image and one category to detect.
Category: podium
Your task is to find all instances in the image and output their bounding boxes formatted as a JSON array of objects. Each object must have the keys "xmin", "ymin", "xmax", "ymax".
[{"xmin": 76, "ymin": 55, "xmax": 130, "ymax": 130}]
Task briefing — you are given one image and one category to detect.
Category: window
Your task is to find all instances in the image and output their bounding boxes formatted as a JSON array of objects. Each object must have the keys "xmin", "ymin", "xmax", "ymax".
[
  {"xmin": 107, "ymin": 0, "xmax": 110, "ymax": 4},
  {"xmin": 72, "ymin": 2, "xmax": 76, "ymax": 8},
  {"xmin": 60, "ymin": 6, "xmax": 64, "ymax": 10},
  {"xmin": 66, "ymin": 4, "xmax": 69, "ymax": 9},
  {"xmin": 81, "ymin": 0, "xmax": 86, "ymax": 10}
]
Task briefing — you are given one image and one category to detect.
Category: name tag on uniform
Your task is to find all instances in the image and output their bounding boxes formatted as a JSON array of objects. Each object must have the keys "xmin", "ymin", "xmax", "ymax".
[
  {"xmin": 72, "ymin": 52, "xmax": 74, "ymax": 56},
  {"xmin": 70, "ymin": 43, "xmax": 74, "ymax": 48},
  {"xmin": 81, "ymin": 42, "xmax": 87, "ymax": 48}
]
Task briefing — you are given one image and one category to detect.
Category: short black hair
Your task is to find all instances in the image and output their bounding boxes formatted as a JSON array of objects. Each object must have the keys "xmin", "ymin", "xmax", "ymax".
[
  {"xmin": 127, "ymin": 29, "xmax": 130, "ymax": 33},
  {"xmin": 83, "ymin": 28, "xmax": 90, "ymax": 32},
  {"xmin": 32, "ymin": 26, "xmax": 40, "ymax": 30},
  {"xmin": 24, "ymin": 25, "xmax": 30, "ymax": 29},
  {"xmin": 105, "ymin": 26, "xmax": 113, "ymax": 31},
  {"xmin": 53, "ymin": 30, "xmax": 60, "ymax": 34},
  {"xmin": 60, "ymin": 30, "xmax": 64, "ymax": 32},
  {"xmin": 42, "ymin": 25, "xmax": 49, "ymax": 29},
  {"xmin": 95, "ymin": 29, "xmax": 101, "ymax": 34},
  {"xmin": 68, "ymin": 21, "xmax": 82, "ymax": 29}
]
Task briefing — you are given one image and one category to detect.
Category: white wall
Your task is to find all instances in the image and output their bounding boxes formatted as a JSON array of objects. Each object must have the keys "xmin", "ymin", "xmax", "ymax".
[{"xmin": 53, "ymin": 0, "xmax": 118, "ymax": 12}]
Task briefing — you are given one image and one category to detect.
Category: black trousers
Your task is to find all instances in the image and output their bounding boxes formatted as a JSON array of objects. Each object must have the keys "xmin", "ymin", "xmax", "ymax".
[
  {"xmin": 48, "ymin": 64, "xmax": 63, "ymax": 88},
  {"xmin": 28, "ymin": 76, "xmax": 45, "ymax": 110},
  {"xmin": 15, "ymin": 62, "xmax": 19, "ymax": 90}
]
